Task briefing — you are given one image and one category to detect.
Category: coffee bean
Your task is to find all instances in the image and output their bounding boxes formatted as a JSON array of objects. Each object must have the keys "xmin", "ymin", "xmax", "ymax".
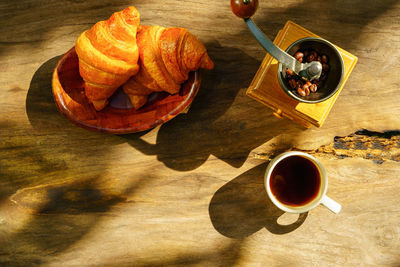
[
  {"xmin": 322, "ymin": 63, "xmax": 330, "ymax": 72},
  {"xmin": 302, "ymin": 83, "xmax": 310, "ymax": 96},
  {"xmin": 310, "ymin": 84, "xmax": 318, "ymax": 92},
  {"xmin": 321, "ymin": 54, "xmax": 328, "ymax": 64},
  {"xmin": 297, "ymin": 87, "xmax": 307, "ymax": 96},
  {"xmin": 305, "ymin": 87, "xmax": 310, "ymax": 96},
  {"xmin": 286, "ymin": 68, "xmax": 294, "ymax": 76},
  {"xmin": 294, "ymin": 52, "xmax": 304, "ymax": 62},
  {"xmin": 311, "ymin": 51, "xmax": 318, "ymax": 58},
  {"xmin": 289, "ymin": 79, "xmax": 297, "ymax": 89}
]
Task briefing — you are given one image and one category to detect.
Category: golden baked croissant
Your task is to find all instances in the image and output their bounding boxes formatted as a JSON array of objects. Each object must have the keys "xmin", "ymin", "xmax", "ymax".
[
  {"xmin": 123, "ymin": 25, "xmax": 214, "ymax": 110},
  {"xmin": 75, "ymin": 6, "xmax": 140, "ymax": 111}
]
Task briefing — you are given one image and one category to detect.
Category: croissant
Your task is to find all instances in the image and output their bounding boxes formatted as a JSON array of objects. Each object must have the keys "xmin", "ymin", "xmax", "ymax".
[
  {"xmin": 75, "ymin": 6, "xmax": 140, "ymax": 111},
  {"xmin": 122, "ymin": 25, "xmax": 214, "ymax": 110}
]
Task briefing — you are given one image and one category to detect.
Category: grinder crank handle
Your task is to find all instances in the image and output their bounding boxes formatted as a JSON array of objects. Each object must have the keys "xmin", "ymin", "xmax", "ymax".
[{"xmin": 230, "ymin": 0, "xmax": 322, "ymax": 81}]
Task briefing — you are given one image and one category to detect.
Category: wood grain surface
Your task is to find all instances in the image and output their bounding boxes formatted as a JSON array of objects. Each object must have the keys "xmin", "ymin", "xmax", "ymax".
[{"xmin": 1, "ymin": 0, "xmax": 400, "ymax": 266}]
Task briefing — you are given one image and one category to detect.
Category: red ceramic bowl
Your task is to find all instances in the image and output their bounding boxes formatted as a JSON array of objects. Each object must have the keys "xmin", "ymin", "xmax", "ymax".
[{"xmin": 52, "ymin": 47, "xmax": 201, "ymax": 134}]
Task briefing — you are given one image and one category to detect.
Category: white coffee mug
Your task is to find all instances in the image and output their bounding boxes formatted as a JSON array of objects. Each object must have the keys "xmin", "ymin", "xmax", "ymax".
[{"xmin": 264, "ymin": 151, "xmax": 341, "ymax": 214}]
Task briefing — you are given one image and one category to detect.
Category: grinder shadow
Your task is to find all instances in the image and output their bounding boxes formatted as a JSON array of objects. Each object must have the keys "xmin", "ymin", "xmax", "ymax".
[{"xmin": 209, "ymin": 162, "xmax": 308, "ymax": 238}]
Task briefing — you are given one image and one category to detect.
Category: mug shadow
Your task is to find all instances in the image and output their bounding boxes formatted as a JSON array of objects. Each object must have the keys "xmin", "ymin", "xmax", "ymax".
[
  {"xmin": 209, "ymin": 162, "xmax": 308, "ymax": 238},
  {"xmin": 122, "ymin": 40, "xmax": 305, "ymax": 171}
]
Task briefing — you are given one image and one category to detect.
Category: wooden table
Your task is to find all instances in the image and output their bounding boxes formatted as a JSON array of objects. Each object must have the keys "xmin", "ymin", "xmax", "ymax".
[{"xmin": 1, "ymin": 0, "xmax": 399, "ymax": 266}]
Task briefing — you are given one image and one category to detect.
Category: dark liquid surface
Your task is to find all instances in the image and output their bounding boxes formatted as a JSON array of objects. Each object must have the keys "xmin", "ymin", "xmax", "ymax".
[{"xmin": 270, "ymin": 156, "xmax": 320, "ymax": 206}]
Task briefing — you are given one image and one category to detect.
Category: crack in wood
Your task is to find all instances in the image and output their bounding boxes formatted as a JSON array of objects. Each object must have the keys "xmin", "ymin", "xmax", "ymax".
[
  {"xmin": 317, "ymin": 130, "xmax": 400, "ymax": 164},
  {"xmin": 254, "ymin": 130, "xmax": 400, "ymax": 164}
]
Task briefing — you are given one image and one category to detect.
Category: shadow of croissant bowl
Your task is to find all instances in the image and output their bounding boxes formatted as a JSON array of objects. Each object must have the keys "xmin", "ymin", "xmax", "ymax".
[{"xmin": 52, "ymin": 47, "xmax": 201, "ymax": 134}]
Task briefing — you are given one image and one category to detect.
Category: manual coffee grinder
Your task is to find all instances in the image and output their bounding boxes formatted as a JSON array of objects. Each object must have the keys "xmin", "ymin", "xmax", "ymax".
[{"xmin": 231, "ymin": 0, "xmax": 357, "ymax": 128}]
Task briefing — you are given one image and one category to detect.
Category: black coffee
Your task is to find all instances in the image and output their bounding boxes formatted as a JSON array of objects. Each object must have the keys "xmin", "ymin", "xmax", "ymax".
[{"xmin": 270, "ymin": 155, "xmax": 320, "ymax": 206}]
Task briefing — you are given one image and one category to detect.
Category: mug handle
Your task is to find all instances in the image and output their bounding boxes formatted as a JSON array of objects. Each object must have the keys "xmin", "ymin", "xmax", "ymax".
[{"xmin": 321, "ymin": 195, "xmax": 342, "ymax": 214}]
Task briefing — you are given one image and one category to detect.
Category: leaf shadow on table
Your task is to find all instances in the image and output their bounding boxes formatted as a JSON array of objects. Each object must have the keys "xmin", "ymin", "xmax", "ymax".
[
  {"xmin": 209, "ymin": 162, "xmax": 308, "ymax": 238},
  {"xmin": 0, "ymin": 55, "xmax": 150, "ymax": 265},
  {"xmin": 18, "ymin": 48, "xmax": 257, "ymax": 266},
  {"xmin": 254, "ymin": 0, "xmax": 400, "ymax": 48},
  {"xmin": 0, "ymin": 173, "xmax": 152, "ymax": 266},
  {"xmin": 122, "ymin": 41, "xmax": 304, "ymax": 171},
  {"xmin": 0, "ymin": 1, "xmax": 136, "ymax": 56}
]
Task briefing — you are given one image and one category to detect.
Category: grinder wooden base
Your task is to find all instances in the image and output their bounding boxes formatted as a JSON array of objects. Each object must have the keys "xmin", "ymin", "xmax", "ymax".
[{"xmin": 246, "ymin": 21, "xmax": 358, "ymax": 128}]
